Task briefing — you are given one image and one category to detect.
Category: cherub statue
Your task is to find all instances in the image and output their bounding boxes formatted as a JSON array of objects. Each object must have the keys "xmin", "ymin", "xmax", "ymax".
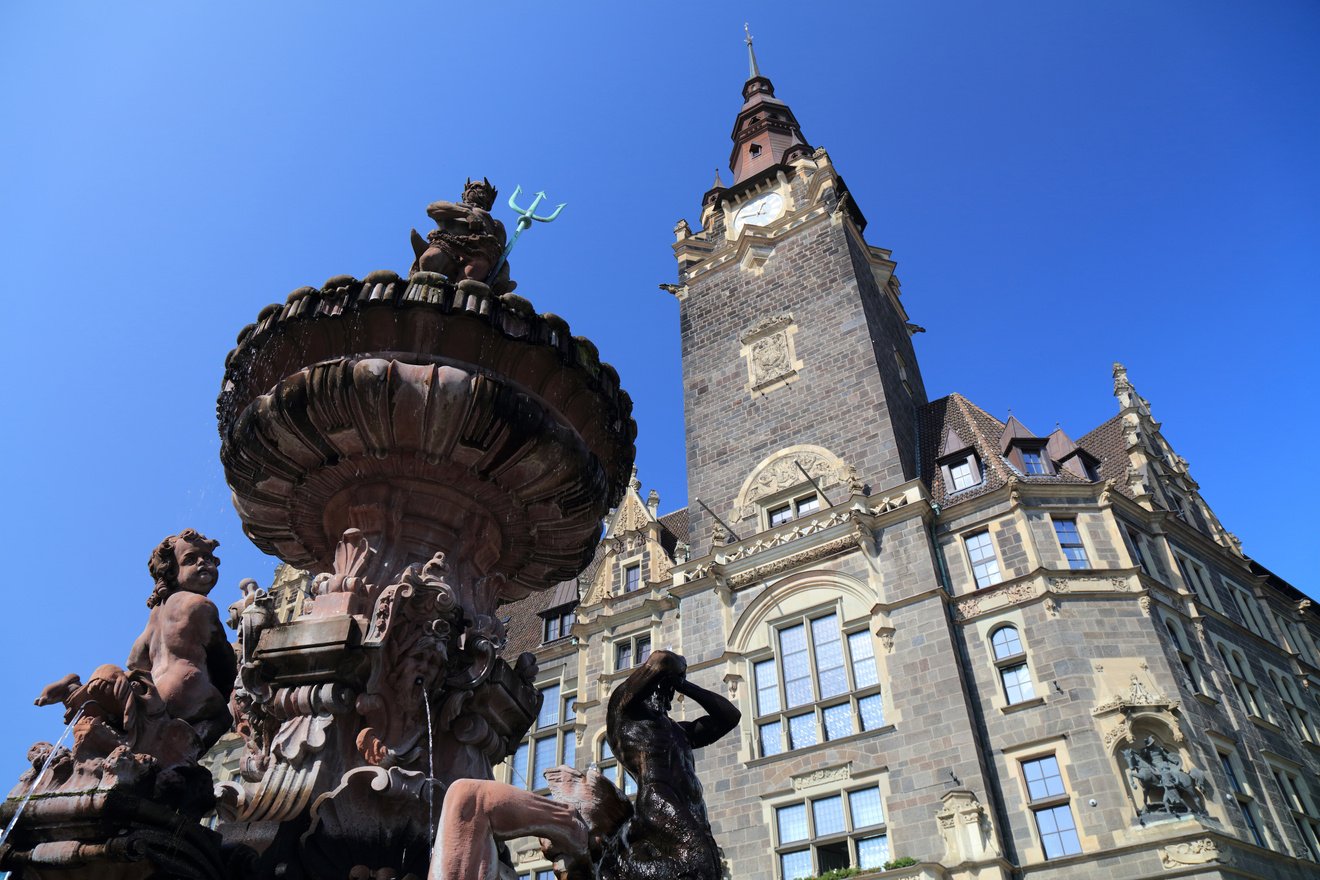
[
  {"xmin": 126, "ymin": 529, "xmax": 237, "ymax": 752},
  {"xmin": 410, "ymin": 178, "xmax": 516, "ymax": 294}
]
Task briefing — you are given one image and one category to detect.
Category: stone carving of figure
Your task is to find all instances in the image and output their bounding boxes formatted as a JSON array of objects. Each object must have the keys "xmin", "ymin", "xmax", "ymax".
[
  {"xmin": 126, "ymin": 529, "xmax": 237, "ymax": 752},
  {"xmin": 1122, "ymin": 735, "xmax": 1207, "ymax": 818},
  {"xmin": 429, "ymin": 650, "xmax": 739, "ymax": 880},
  {"xmin": 19, "ymin": 530, "xmax": 235, "ymax": 816},
  {"xmin": 410, "ymin": 178, "xmax": 516, "ymax": 294}
]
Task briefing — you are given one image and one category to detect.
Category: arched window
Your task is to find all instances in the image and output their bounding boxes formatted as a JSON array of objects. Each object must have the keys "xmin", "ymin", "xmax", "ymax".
[{"xmin": 990, "ymin": 625, "xmax": 1035, "ymax": 705}]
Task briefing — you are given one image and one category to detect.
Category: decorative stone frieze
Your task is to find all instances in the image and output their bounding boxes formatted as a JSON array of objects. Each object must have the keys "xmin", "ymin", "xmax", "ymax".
[
  {"xmin": 791, "ymin": 762, "xmax": 851, "ymax": 791},
  {"xmin": 1159, "ymin": 837, "xmax": 1224, "ymax": 868}
]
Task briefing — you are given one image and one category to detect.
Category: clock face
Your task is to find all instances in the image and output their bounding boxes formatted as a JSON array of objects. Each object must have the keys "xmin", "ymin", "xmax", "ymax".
[{"xmin": 733, "ymin": 191, "xmax": 785, "ymax": 233}]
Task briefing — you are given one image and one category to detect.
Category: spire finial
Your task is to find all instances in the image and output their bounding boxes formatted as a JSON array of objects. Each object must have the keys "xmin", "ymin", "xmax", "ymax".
[
  {"xmin": 713, "ymin": 167, "xmax": 724, "ymax": 188},
  {"xmin": 744, "ymin": 23, "xmax": 760, "ymax": 79}
]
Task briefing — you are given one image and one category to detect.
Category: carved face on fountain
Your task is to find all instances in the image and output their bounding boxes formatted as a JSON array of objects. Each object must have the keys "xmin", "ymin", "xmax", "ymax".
[{"xmin": 146, "ymin": 529, "xmax": 220, "ymax": 607}]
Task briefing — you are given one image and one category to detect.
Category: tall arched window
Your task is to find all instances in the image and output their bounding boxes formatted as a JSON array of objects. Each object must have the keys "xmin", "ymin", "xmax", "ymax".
[{"xmin": 991, "ymin": 625, "xmax": 1036, "ymax": 705}]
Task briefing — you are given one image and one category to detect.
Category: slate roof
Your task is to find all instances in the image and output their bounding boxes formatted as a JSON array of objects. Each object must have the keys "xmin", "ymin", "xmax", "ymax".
[
  {"xmin": 1077, "ymin": 414, "xmax": 1130, "ymax": 493},
  {"xmin": 918, "ymin": 393, "xmax": 1107, "ymax": 509},
  {"xmin": 657, "ymin": 508, "xmax": 690, "ymax": 554}
]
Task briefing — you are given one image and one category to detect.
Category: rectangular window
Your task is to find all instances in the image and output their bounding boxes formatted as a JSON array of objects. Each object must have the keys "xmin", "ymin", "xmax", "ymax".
[
  {"xmin": 614, "ymin": 634, "xmax": 651, "ymax": 671},
  {"xmin": 756, "ymin": 614, "xmax": 884, "ymax": 757},
  {"xmin": 1273, "ymin": 768, "xmax": 1320, "ymax": 860},
  {"xmin": 1001, "ymin": 663, "xmax": 1036, "ymax": 705},
  {"xmin": 848, "ymin": 631, "xmax": 878, "ymax": 688},
  {"xmin": 1121, "ymin": 524, "xmax": 1150, "ymax": 575},
  {"xmin": 1021, "ymin": 756, "xmax": 1082, "ymax": 859},
  {"xmin": 508, "ymin": 686, "xmax": 576, "ymax": 791},
  {"xmin": 1022, "ymin": 449, "xmax": 1049, "ymax": 475},
  {"xmin": 1052, "ymin": 518, "xmax": 1089, "ymax": 569},
  {"xmin": 531, "ymin": 735, "xmax": 557, "ymax": 790},
  {"xmin": 965, "ymin": 530, "xmax": 1002, "ymax": 588},
  {"xmin": 767, "ymin": 494, "xmax": 822, "ymax": 528},
  {"xmin": 624, "ymin": 564, "xmax": 641, "ymax": 593},
  {"xmin": 510, "ymin": 741, "xmax": 529, "ymax": 788},
  {"xmin": 773, "ymin": 786, "xmax": 888, "ymax": 879},
  {"xmin": 949, "ymin": 455, "xmax": 980, "ymax": 491},
  {"xmin": 537, "ymin": 684, "xmax": 561, "ymax": 729},
  {"xmin": 1174, "ymin": 551, "xmax": 1222, "ymax": 612},
  {"xmin": 541, "ymin": 606, "xmax": 574, "ymax": 643}
]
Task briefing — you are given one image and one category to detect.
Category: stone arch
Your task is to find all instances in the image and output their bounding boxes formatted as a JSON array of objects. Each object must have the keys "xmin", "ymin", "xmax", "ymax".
[
  {"xmin": 728, "ymin": 569, "xmax": 877, "ymax": 654},
  {"xmin": 731, "ymin": 444, "xmax": 854, "ymax": 522}
]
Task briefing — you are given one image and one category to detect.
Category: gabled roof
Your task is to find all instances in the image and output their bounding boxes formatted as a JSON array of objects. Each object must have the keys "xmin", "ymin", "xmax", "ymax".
[{"xmin": 998, "ymin": 415, "xmax": 1039, "ymax": 452}]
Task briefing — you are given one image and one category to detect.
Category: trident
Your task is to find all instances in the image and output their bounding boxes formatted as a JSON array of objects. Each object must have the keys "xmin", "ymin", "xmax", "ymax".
[{"xmin": 488, "ymin": 185, "xmax": 566, "ymax": 284}]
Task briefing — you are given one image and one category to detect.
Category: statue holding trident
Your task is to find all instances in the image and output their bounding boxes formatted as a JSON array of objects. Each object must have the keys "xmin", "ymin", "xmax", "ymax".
[{"xmin": 409, "ymin": 179, "xmax": 564, "ymax": 296}]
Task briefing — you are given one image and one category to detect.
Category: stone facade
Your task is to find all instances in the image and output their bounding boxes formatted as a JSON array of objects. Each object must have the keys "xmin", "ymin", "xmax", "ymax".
[
  {"xmin": 205, "ymin": 60, "xmax": 1319, "ymax": 880},
  {"xmin": 490, "ymin": 64, "xmax": 1320, "ymax": 880}
]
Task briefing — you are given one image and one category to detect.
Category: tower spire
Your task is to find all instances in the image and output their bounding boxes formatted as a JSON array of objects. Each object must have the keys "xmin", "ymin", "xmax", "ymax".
[
  {"xmin": 744, "ymin": 23, "xmax": 760, "ymax": 79},
  {"xmin": 725, "ymin": 29, "xmax": 811, "ymax": 184}
]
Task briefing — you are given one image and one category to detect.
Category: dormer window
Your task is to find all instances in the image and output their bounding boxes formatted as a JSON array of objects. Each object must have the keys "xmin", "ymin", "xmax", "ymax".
[
  {"xmin": 1006, "ymin": 440, "xmax": 1053, "ymax": 477},
  {"xmin": 623, "ymin": 563, "xmax": 641, "ymax": 593},
  {"xmin": 540, "ymin": 604, "xmax": 575, "ymax": 643},
  {"xmin": 937, "ymin": 427, "xmax": 983, "ymax": 495},
  {"xmin": 749, "ymin": 143, "xmax": 763, "ymax": 158},
  {"xmin": 947, "ymin": 455, "xmax": 981, "ymax": 492}
]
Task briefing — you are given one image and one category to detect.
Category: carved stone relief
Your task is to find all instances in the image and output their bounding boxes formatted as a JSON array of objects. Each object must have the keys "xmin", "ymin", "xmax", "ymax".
[
  {"xmin": 739, "ymin": 313, "xmax": 803, "ymax": 395},
  {"xmin": 1159, "ymin": 837, "xmax": 1224, "ymax": 868},
  {"xmin": 733, "ymin": 445, "xmax": 851, "ymax": 521}
]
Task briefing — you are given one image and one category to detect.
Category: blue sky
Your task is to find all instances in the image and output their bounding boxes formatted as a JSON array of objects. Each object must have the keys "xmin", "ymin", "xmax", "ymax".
[{"xmin": 1, "ymin": 2, "xmax": 1316, "ymax": 779}]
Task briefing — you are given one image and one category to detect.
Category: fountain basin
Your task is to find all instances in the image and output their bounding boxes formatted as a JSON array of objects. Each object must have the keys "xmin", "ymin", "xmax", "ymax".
[{"xmin": 218, "ymin": 271, "xmax": 636, "ymax": 602}]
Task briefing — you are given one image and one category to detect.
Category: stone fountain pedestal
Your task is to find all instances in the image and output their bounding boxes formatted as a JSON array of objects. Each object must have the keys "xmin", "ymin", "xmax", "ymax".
[{"xmin": 214, "ymin": 269, "xmax": 635, "ymax": 877}]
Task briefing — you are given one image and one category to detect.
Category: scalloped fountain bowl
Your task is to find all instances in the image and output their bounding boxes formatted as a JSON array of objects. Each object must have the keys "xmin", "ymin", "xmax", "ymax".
[{"xmin": 217, "ymin": 270, "xmax": 636, "ymax": 609}]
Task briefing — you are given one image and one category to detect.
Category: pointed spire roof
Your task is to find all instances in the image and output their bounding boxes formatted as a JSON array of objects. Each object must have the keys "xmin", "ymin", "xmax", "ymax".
[{"xmin": 728, "ymin": 29, "xmax": 812, "ymax": 185}]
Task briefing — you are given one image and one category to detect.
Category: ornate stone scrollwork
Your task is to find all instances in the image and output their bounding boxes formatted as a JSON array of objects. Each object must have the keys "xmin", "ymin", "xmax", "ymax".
[{"xmin": 733, "ymin": 445, "xmax": 852, "ymax": 521}]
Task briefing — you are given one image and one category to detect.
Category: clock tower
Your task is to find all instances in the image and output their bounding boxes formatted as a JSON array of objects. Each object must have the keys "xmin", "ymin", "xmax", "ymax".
[{"xmin": 671, "ymin": 37, "xmax": 928, "ymax": 557}]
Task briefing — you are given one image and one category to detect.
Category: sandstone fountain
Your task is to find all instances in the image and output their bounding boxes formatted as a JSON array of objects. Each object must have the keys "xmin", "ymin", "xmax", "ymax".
[{"xmin": 2, "ymin": 180, "xmax": 638, "ymax": 879}]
